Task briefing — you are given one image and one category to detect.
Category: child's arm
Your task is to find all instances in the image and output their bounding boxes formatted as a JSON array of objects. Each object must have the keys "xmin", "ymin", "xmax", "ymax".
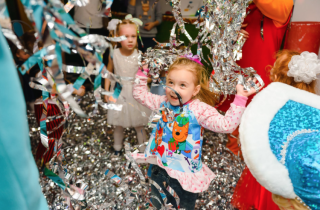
[
  {"xmin": 133, "ymin": 70, "xmax": 167, "ymax": 111},
  {"xmin": 192, "ymin": 95, "xmax": 247, "ymax": 133},
  {"xmin": 104, "ymin": 55, "xmax": 113, "ymax": 101}
]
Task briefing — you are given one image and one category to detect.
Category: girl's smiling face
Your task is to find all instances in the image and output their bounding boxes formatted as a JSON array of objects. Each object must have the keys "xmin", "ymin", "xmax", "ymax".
[{"xmin": 166, "ymin": 66, "xmax": 200, "ymax": 106}]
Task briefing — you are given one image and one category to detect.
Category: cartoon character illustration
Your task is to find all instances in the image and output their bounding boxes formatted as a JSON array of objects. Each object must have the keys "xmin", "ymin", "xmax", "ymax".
[
  {"xmin": 140, "ymin": 1, "xmax": 151, "ymax": 19},
  {"xmin": 166, "ymin": 149, "xmax": 174, "ymax": 157},
  {"xmin": 168, "ymin": 115, "xmax": 191, "ymax": 154},
  {"xmin": 188, "ymin": 141, "xmax": 201, "ymax": 172},
  {"xmin": 150, "ymin": 127, "xmax": 163, "ymax": 153},
  {"xmin": 191, "ymin": 141, "xmax": 201, "ymax": 162},
  {"xmin": 162, "ymin": 109, "xmax": 168, "ymax": 123}
]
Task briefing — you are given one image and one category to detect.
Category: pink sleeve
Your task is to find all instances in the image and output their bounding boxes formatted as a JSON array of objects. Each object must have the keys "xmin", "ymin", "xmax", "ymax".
[
  {"xmin": 191, "ymin": 100, "xmax": 246, "ymax": 133},
  {"xmin": 233, "ymin": 95, "xmax": 248, "ymax": 107},
  {"xmin": 133, "ymin": 75, "xmax": 167, "ymax": 111}
]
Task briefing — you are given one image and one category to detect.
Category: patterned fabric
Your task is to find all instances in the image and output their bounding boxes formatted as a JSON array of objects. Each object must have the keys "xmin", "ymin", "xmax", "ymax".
[
  {"xmin": 147, "ymin": 100, "xmax": 204, "ymax": 174},
  {"xmin": 132, "ymin": 76, "xmax": 246, "ymax": 193},
  {"xmin": 35, "ymin": 100, "xmax": 64, "ymax": 164}
]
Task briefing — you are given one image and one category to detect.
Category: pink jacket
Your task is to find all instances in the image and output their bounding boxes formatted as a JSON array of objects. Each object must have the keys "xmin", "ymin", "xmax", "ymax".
[{"xmin": 132, "ymin": 75, "xmax": 247, "ymax": 193}]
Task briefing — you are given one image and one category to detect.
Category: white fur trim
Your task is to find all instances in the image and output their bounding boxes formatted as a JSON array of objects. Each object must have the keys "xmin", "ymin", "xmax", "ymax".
[{"xmin": 239, "ymin": 82, "xmax": 320, "ymax": 199}]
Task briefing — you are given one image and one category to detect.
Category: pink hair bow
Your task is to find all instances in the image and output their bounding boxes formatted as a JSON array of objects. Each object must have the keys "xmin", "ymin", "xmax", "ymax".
[{"xmin": 182, "ymin": 53, "xmax": 203, "ymax": 66}]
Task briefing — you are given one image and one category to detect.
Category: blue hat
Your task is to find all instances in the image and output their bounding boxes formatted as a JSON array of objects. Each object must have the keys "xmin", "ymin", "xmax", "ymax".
[{"xmin": 240, "ymin": 82, "xmax": 320, "ymax": 210}]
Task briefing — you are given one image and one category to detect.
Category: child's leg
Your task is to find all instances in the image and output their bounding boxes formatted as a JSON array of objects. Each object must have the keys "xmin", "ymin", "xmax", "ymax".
[
  {"xmin": 150, "ymin": 165, "xmax": 198, "ymax": 209},
  {"xmin": 134, "ymin": 126, "xmax": 147, "ymax": 152},
  {"xmin": 113, "ymin": 126, "xmax": 124, "ymax": 152},
  {"xmin": 168, "ymin": 177, "xmax": 198, "ymax": 210},
  {"xmin": 150, "ymin": 165, "xmax": 177, "ymax": 209}
]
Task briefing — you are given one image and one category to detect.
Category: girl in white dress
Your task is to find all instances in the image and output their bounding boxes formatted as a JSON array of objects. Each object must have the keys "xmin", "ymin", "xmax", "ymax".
[{"xmin": 105, "ymin": 16, "xmax": 150, "ymax": 154}]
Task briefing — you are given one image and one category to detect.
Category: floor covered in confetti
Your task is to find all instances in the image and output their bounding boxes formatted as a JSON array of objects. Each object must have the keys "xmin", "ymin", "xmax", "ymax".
[{"xmin": 28, "ymin": 93, "xmax": 245, "ymax": 210}]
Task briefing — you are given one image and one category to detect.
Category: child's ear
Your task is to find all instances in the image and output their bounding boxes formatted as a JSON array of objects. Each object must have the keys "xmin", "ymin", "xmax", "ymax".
[
  {"xmin": 193, "ymin": 85, "xmax": 201, "ymax": 96},
  {"xmin": 15, "ymin": 51, "xmax": 20, "ymax": 58}
]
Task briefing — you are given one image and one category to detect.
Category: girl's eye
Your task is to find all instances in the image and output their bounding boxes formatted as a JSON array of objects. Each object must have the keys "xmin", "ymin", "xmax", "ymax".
[
  {"xmin": 181, "ymin": 84, "xmax": 186, "ymax": 87},
  {"xmin": 169, "ymin": 81, "xmax": 173, "ymax": 84}
]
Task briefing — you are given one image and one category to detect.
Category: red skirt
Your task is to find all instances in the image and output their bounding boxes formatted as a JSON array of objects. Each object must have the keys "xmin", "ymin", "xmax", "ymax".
[
  {"xmin": 34, "ymin": 101, "xmax": 64, "ymax": 164},
  {"xmin": 232, "ymin": 167, "xmax": 280, "ymax": 210}
]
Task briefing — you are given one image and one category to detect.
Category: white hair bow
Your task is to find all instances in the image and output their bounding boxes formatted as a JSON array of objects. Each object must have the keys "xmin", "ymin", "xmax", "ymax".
[
  {"xmin": 124, "ymin": 14, "xmax": 143, "ymax": 28},
  {"xmin": 107, "ymin": 19, "xmax": 122, "ymax": 33},
  {"xmin": 107, "ymin": 15, "xmax": 143, "ymax": 34},
  {"xmin": 288, "ymin": 51, "xmax": 320, "ymax": 84}
]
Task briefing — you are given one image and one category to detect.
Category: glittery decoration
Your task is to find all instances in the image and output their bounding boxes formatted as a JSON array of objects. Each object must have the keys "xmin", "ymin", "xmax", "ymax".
[
  {"xmin": 269, "ymin": 100, "xmax": 320, "ymax": 161},
  {"xmin": 147, "ymin": 0, "xmax": 264, "ymax": 99},
  {"xmin": 285, "ymin": 132, "xmax": 320, "ymax": 210},
  {"xmin": 280, "ymin": 129, "xmax": 318, "ymax": 164}
]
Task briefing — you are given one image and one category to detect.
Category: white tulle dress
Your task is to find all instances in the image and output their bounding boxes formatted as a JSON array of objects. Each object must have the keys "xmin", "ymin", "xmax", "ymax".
[{"xmin": 107, "ymin": 48, "xmax": 151, "ymax": 127}]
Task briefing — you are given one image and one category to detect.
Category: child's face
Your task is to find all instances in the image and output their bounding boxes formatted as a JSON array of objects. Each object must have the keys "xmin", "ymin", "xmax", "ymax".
[
  {"xmin": 16, "ymin": 49, "xmax": 30, "ymax": 61},
  {"xmin": 166, "ymin": 67, "xmax": 200, "ymax": 106},
  {"xmin": 119, "ymin": 24, "xmax": 137, "ymax": 51}
]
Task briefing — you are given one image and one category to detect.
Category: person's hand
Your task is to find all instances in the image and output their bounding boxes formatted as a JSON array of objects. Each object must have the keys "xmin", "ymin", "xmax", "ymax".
[
  {"xmin": 144, "ymin": 22, "xmax": 155, "ymax": 31},
  {"xmin": 137, "ymin": 66, "xmax": 149, "ymax": 77},
  {"xmin": 142, "ymin": 62, "xmax": 148, "ymax": 70},
  {"xmin": 241, "ymin": 23, "xmax": 248, "ymax": 28},
  {"xmin": 236, "ymin": 78, "xmax": 261, "ymax": 97},
  {"xmin": 240, "ymin": 29, "xmax": 249, "ymax": 39},
  {"xmin": 73, "ymin": 86, "xmax": 86, "ymax": 96},
  {"xmin": 240, "ymin": 23, "xmax": 249, "ymax": 39}
]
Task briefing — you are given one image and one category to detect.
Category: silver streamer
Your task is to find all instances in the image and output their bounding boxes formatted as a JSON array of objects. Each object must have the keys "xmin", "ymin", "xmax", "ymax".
[{"xmin": 149, "ymin": 0, "xmax": 264, "ymax": 100}]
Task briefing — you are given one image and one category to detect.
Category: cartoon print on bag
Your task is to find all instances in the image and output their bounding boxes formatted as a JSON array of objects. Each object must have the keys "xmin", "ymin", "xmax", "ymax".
[{"xmin": 168, "ymin": 115, "xmax": 191, "ymax": 154}]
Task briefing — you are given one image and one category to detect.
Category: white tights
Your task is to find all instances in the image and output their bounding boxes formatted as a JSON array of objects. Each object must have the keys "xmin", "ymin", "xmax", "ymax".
[{"xmin": 113, "ymin": 126, "xmax": 147, "ymax": 152}]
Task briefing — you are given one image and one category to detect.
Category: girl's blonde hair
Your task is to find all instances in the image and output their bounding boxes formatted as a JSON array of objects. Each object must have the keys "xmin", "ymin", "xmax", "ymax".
[
  {"xmin": 168, "ymin": 57, "xmax": 218, "ymax": 106},
  {"xmin": 110, "ymin": 19, "xmax": 138, "ymax": 49},
  {"xmin": 272, "ymin": 194, "xmax": 309, "ymax": 210},
  {"xmin": 269, "ymin": 50, "xmax": 316, "ymax": 93}
]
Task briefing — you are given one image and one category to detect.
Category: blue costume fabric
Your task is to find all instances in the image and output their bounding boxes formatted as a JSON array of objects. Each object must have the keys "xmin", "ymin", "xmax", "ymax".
[
  {"xmin": 0, "ymin": 26, "xmax": 48, "ymax": 210},
  {"xmin": 269, "ymin": 100, "xmax": 320, "ymax": 161},
  {"xmin": 269, "ymin": 100, "xmax": 320, "ymax": 210}
]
